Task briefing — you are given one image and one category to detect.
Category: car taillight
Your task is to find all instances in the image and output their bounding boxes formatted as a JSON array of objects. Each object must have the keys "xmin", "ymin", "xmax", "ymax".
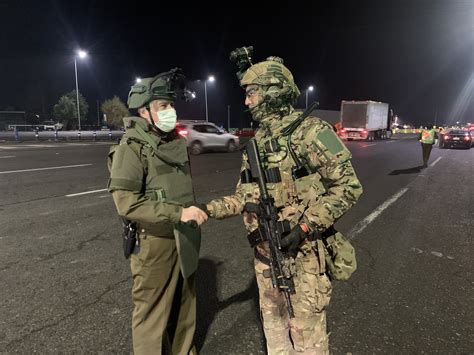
[
  {"xmin": 178, "ymin": 130, "xmax": 188, "ymax": 137},
  {"xmin": 362, "ymin": 130, "xmax": 368, "ymax": 135},
  {"xmin": 340, "ymin": 128, "xmax": 345, "ymax": 133},
  {"xmin": 444, "ymin": 135, "xmax": 450, "ymax": 140},
  {"xmin": 464, "ymin": 136, "xmax": 470, "ymax": 141}
]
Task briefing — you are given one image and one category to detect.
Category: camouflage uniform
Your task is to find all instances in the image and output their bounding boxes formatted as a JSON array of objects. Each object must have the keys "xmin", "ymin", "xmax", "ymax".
[{"xmin": 207, "ymin": 52, "xmax": 363, "ymax": 354}]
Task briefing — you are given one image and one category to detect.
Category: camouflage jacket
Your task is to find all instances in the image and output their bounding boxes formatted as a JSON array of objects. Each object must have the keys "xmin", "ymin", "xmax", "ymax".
[
  {"xmin": 108, "ymin": 116, "xmax": 194, "ymax": 236},
  {"xmin": 207, "ymin": 111, "xmax": 363, "ymax": 233}
]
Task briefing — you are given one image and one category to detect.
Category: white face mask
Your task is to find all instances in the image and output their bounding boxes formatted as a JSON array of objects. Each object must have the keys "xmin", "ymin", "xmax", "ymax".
[{"xmin": 155, "ymin": 108, "xmax": 177, "ymax": 132}]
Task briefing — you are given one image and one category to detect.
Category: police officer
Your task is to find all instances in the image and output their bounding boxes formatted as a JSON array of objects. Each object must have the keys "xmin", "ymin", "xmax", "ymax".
[
  {"xmin": 205, "ymin": 49, "xmax": 363, "ymax": 354},
  {"xmin": 107, "ymin": 68, "xmax": 208, "ymax": 355},
  {"xmin": 419, "ymin": 125, "xmax": 436, "ymax": 167}
]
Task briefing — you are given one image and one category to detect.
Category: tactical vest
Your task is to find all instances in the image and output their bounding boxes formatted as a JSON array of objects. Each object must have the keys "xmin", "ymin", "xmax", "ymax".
[
  {"xmin": 240, "ymin": 121, "xmax": 328, "ymax": 224},
  {"xmin": 108, "ymin": 127, "xmax": 194, "ymax": 236}
]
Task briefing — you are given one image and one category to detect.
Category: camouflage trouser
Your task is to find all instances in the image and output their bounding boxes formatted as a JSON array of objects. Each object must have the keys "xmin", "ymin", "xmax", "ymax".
[
  {"xmin": 255, "ymin": 241, "xmax": 332, "ymax": 355},
  {"xmin": 130, "ymin": 233, "xmax": 197, "ymax": 355}
]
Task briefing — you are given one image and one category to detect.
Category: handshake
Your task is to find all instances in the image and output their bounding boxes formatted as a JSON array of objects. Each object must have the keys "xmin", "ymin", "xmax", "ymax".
[{"xmin": 179, "ymin": 204, "xmax": 210, "ymax": 226}]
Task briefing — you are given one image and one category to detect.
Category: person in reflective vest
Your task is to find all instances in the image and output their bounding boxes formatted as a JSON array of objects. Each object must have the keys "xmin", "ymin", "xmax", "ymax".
[{"xmin": 419, "ymin": 126, "xmax": 436, "ymax": 167}]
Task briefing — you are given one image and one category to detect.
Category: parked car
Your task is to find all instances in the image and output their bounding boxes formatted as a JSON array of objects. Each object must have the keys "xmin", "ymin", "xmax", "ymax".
[
  {"xmin": 467, "ymin": 126, "xmax": 474, "ymax": 147},
  {"xmin": 439, "ymin": 129, "xmax": 472, "ymax": 149},
  {"xmin": 42, "ymin": 121, "xmax": 63, "ymax": 131},
  {"xmin": 235, "ymin": 128, "xmax": 255, "ymax": 137},
  {"xmin": 176, "ymin": 121, "xmax": 240, "ymax": 155}
]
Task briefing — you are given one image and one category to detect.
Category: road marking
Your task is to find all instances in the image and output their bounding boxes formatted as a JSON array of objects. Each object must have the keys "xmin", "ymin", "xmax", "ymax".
[
  {"xmin": 348, "ymin": 187, "xmax": 409, "ymax": 239},
  {"xmin": 410, "ymin": 247, "xmax": 454, "ymax": 260},
  {"xmin": 0, "ymin": 144, "xmax": 58, "ymax": 149},
  {"xmin": 430, "ymin": 157, "xmax": 442, "ymax": 167},
  {"xmin": 0, "ymin": 156, "xmax": 15, "ymax": 158},
  {"xmin": 365, "ymin": 143, "xmax": 376, "ymax": 147},
  {"xmin": 0, "ymin": 163, "xmax": 92, "ymax": 175},
  {"xmin": 66, "ymin": 188, "xmax": 108, "ymax": 197},
  {"xmin": 0, "ymin": 142, "xmax": 113, "ymax": 150},
  {"xmin": 385, "ymin": 140, "xmax": 396, "ymax": 143}
]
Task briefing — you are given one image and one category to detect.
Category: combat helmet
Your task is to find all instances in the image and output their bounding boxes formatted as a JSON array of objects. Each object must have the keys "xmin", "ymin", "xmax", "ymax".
[
  {"xmin": 127, "ymin": 68, "xmax": 191, "ymax": 109},
  {"xmin": 230, "ymin": 47, "xmax": 300, "ymax": 120}
]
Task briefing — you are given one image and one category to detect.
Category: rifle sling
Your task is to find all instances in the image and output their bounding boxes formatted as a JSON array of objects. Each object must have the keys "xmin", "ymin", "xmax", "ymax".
[{"xmin": 254, "ymin": 248, "xmax": 271, "ymax": 268}]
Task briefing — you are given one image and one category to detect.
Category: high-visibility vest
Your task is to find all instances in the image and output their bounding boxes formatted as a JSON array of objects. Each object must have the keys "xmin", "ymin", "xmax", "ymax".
[{"xmin": 420, "ymin": 129, "xmax": 435, "ymax": 144}]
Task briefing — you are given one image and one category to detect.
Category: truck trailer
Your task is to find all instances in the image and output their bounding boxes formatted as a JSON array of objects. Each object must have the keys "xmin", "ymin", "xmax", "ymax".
[{"xmin": 338, "ymin": 100, "xmax": 391, "ymax": 141}]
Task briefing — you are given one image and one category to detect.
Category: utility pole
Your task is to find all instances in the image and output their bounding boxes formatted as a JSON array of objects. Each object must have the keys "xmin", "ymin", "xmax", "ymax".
[{"xmin": 97, "ymin": 100, "xmax": 100, "ymax": 127}]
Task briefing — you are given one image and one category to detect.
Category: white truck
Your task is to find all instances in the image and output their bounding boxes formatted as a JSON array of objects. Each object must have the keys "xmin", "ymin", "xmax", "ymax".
[{"xmin": 338, "ymin": 100, "xmax": 391, "ymax": 141}]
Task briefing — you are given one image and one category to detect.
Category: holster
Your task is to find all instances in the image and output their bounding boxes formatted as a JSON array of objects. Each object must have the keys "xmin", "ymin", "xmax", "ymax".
[{"xmin": 121, "ymin": 217, "xmax": 138, "ymax": 259}]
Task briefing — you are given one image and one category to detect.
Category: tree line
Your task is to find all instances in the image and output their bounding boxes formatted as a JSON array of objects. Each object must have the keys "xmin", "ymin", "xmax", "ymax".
[{"xmin": 52, "ymin": 90, "xmax": 129, "ymax": 130}]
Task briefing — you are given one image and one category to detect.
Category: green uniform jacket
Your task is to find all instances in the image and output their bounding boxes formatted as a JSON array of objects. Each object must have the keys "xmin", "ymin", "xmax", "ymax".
[{"xmin": 108, "ymin": 116, "xmax": 195, "ymax": 236}]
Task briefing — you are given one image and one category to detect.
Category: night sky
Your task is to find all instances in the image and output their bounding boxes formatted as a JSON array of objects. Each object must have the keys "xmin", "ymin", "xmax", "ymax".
[{"xmin": 1, "ymin": 0, "xmax": 473, "ymax": 128}]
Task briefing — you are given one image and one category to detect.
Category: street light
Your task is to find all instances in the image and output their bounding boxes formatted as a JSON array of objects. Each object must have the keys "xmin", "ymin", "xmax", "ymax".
[
  {"xmin": 305, "ymin": 85, "xmax": 314, "ymax": 109},
  {"xmin": 204, "ymin": 75, "xmax": 215, "ymax": 122},
  {"xmin": 74, "ymin": 49, "xmax": 88, "ymax": 130},
  {"xmin": 136, "ymin": 77, "xmax": 142, "ymax": 83}
]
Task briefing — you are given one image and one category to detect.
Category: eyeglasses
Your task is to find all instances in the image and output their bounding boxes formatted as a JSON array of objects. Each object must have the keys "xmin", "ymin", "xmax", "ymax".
[{"xmin": 245, "ymin": 87, "xmax": 259, "ymax": 98}]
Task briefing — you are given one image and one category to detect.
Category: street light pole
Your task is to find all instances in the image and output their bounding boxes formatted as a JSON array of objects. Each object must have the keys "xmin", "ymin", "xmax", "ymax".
[
  {"xmin": 204, "ymin": 81, "xmax": 208, "ymax": 122},
  {"xmin": 204, "ymin": 75, "xmax": 215, "ymax": 122},
  {"xmin": 97, "ymin": 100, "xmax": 100, "ymax": 127},
  {"xmin": 305, "ymin": 85, "xmax": 314, "ymax": 109},
  {"xmin": 74, "ymin": 50, "xmax": 87, "ymax": 131},
  {"xmin": 227, "ymin": 105, "xmax": 231, "ymax": 130},
  {"xmin": 74, "ymin": 58, "xmax": 81, "ymax": 130}
]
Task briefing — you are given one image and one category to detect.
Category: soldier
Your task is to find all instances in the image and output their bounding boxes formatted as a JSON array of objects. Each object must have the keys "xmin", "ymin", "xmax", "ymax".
[
  {"xmin": 107, "ymin": 68, "xmax": 208, "ymax": 355},
  {"xmin": 205, "ymin": 48, "xmax": 363, "ymax": 354}
]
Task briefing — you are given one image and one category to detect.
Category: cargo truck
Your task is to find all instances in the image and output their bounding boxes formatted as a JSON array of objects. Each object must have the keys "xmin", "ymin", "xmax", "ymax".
[{"xmin": 338, "ymin": 100, "xmax": 391, "ymax": 141}]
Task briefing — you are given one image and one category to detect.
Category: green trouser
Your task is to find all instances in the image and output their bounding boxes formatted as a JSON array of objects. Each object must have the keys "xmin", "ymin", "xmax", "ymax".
[
  {"xmin": 421, "ymin": 142, "xmax": 433, "ymax": 166},
  {"xmin": 130, "ymin": 233, "xmax": 197, "ymax": 355}
]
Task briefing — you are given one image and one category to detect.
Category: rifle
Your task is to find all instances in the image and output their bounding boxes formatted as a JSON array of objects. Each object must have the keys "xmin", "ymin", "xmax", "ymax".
[
  {"xmin": 244, "ymin": 138, "xmax": 296, "ymax": 318},
  {"xmin": 120, "ymin": 217, "xmax": 138, "ymax": 259}
]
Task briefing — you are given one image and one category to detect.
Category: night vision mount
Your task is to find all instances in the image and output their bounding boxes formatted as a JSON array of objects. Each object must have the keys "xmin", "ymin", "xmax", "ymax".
[
  {"xmin": 230, "ymin": 46, "xmax": 254, "ymax": 80},
  {"xmin": 162, "ymin": 67, "xmax": 195, "ymax": 102}
]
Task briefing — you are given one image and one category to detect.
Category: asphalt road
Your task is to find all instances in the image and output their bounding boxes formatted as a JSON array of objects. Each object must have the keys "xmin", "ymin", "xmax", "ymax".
[{"xmin": 0, "ymin": 135, "xmax": 472, "ymax": 354}]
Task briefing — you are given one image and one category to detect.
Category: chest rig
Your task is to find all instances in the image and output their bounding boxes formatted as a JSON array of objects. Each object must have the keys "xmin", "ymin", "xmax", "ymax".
[{"xmin": 241, "ymin": 104, "xmax": 328, "ymax": 247}]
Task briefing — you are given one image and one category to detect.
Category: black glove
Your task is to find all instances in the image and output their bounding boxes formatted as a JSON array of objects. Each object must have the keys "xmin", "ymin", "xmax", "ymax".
[
  {"xmin": 193, "ymin": 203, "xmax": 210, "ymax": 216},
  {"xmin": 243, "ymin": 202, "xmax": 261, "ymax": 215},
  {"xmin": 280, "ymin": 225, "xmax": 307, "ymax": 258}
]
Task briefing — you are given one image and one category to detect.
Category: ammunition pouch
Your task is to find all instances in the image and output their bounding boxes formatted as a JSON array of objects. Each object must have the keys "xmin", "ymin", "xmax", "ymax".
[
  {"xmin": 263, "ymin": 138, "xmax": 280, "ymax": 153},
  {"xmin": 265, "ymin": 167, "xmax": 282, "ymax": 183},
  {"xmin": 320, "ymin": 226, "xmax": 357, "ymax": 281}
]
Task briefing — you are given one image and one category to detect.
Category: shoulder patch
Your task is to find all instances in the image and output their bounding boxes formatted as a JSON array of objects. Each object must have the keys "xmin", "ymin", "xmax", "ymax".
[
  {"xmin": 317, "ymin": 128, "xmax": 345, "ymax": 156},
  {"xmin": 296, "ymin": 118, "xmax": 351, "ymax": 165}
]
